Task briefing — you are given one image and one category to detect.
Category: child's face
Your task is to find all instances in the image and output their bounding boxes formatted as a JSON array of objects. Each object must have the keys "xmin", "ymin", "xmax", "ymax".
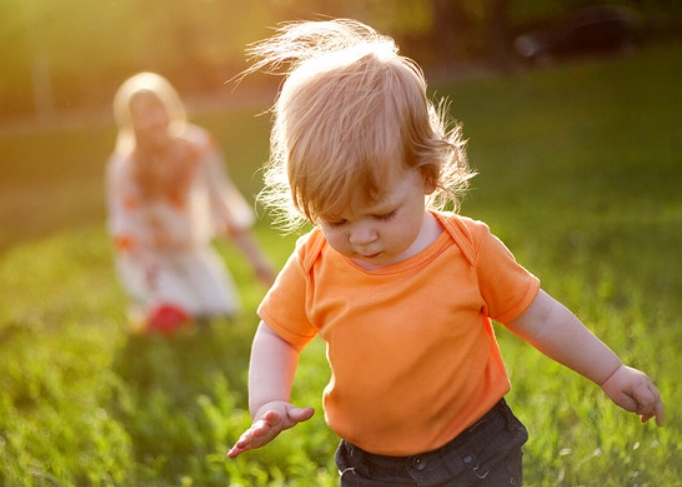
[
  {"xmin": 129, "ymin": 91, "xmax": 171, "ymax": 151},
  {"xmin": 319, "ymin": 168, "xmax": 435, "ymax": 270}
]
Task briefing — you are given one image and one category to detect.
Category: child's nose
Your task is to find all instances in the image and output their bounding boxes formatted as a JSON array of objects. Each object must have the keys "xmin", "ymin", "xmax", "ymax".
[{"xmin": 349, "ymin": 223, "xmax": 377, "ymax": 246}]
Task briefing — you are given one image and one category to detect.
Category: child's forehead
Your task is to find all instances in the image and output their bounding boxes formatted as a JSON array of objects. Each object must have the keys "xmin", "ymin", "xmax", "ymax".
[
  {"xmin": 320, "ymin": 168, "xmax": 419, "ymax": 219},
  {"xmin": 354, "ymin": 193, "xmax": 397, "ymax": 215}
]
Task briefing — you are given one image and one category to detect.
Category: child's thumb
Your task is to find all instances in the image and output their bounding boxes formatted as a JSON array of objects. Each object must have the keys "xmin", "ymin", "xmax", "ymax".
[{"xmin": 290, "ymin": 406, "xmax": 315, "ymax": 423}]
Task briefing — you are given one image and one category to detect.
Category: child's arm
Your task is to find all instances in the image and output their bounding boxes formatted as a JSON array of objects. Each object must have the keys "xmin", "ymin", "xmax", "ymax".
[
  {"xmin": 505, "ymin": 289, "xmax": 664, "ymax": 426},
  {"xmin": 227, "ymin": 322, "xmax": 314, "ymax": 458}
]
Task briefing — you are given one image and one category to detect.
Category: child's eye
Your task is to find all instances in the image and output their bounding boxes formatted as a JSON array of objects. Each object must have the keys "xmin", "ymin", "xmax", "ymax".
[
  {"xmin": 326, "ymin": 219, "xmax": 347, "ymax": 228},
  {"xmin": 375, "ymin": 211, "xmax": 397, "ymax": 222}
]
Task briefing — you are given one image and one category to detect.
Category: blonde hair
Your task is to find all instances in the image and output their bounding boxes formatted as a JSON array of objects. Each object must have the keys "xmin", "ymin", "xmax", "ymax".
[
  {"xmin": 244, "ymin": 19, "xmax": 474, "ymax": 231},
  {"xmin": 112, "ymin": 72, "xmax": 187, "ymax": 155}
]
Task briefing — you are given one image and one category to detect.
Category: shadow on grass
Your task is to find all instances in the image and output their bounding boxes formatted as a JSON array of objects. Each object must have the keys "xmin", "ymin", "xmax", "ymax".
[{"xmin": 110, "ymin": 318, "xmax": 257, "ymax": 483}]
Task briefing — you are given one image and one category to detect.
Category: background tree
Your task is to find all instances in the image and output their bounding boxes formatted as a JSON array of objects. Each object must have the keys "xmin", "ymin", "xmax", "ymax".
[{"xmin": 0, "ymin": 0, "xmax": 679, "ymax": 121}]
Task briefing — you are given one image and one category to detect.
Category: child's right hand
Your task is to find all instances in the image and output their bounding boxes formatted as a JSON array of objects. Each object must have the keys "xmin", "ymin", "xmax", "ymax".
[{"xmin": 227, "ymin": 401, "xmax": 314, "ymax": 458}]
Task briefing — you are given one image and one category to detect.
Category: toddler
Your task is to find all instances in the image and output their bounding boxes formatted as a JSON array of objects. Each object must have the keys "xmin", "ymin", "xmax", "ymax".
[{"xmin": 227, "ymin": 20, "xmax": 663, "ymax": 486}]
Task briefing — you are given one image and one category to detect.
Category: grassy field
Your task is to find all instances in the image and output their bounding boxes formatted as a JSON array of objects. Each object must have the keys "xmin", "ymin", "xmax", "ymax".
[{"xmin": 1, "ymin": 42, "xmax": 680, "ymax": 486}]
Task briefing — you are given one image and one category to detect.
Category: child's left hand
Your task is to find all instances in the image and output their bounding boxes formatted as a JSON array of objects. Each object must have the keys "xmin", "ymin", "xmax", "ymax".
[{"xmin": 601, "ymin": 364, "xmax": 664, "ymax": 426}]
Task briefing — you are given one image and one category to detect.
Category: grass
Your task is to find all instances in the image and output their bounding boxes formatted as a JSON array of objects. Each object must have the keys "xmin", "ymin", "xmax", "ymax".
[{"xmin": 1, "ymin": 42, "xmax": 681, "ymax": 486}]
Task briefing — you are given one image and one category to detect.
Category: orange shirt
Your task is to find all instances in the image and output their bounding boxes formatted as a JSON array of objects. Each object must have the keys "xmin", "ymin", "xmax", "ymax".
[{"xmin": 258, "ymin": 212, "xmax": 540, "ymax": 456}]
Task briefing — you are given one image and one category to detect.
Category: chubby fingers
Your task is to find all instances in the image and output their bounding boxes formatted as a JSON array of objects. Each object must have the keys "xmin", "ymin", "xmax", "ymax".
[
  {"xmin": 227, "ymin": 414, "xmax": 281, "ymax": 458},
  {"xmin": 630, "ymin": 381, "xmax": 664, "ymax": 427},
  {"xmin": 226, "ymin": 405, "xmax": 315, "ymax": 459},
  {"xmin": 603, "ymin": 366, "xmax": 664, "ymax": 427},
  {"xmin": 289, "ymin": 406, "xmax": 315, "ymax": 424},
  {"xmin": 653, "ymin": 401, "xmax": 665, "ymax": 427},
  {"xmin": 226, "ymin": 443, "xmax": 246, "ymax": 458},
  {"xmin": 637, "ymin": 384, "xmax": 665, "ymax": 427},
  {"xmin": 639, "ymin": 401, "xmax": 665, "ymax": 427},
  {"xmin": 226, "ymin": 428, "xmax": 260, "ymax": 458}
]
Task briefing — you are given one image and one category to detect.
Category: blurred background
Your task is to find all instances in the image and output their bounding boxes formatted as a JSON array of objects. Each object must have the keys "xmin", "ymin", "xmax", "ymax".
[
  {"xmin": 1, "ymin": 0, "xmax": 680, "ymax": 124},
  {"xmin": 0, "ymin": 0, "xmax": 682, "ymax": 252},
  {"xmin": 1, "ymin": 0, "xmax": 680, "ymax": 254}
]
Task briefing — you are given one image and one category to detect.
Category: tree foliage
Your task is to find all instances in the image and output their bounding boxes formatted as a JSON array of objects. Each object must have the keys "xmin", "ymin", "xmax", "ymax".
[{"xmin": 0, "ymin": 0, "xmax": 678, "ymax": 119}]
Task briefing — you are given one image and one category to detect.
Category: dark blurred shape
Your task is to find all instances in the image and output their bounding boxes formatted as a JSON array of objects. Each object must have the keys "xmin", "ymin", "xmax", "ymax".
[{"xmin": 513, "ymin": 5, "xmax": 639, "ymax": 65}]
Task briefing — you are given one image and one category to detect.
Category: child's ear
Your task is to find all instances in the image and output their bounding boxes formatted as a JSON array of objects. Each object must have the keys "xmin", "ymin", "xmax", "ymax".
[{"xmin": 422, "ymin": 171, "xmax": 437, "ymax": 195}]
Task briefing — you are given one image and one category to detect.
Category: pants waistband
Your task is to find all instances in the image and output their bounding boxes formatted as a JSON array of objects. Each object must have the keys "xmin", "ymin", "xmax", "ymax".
[{"xmin": 343, "ymin": 398, "xmax": 515, "ymax": 468}]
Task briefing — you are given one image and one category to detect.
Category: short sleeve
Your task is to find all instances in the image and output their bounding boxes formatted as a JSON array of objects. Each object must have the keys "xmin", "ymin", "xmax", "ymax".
[
  {"xmin": 474, "ymin": 227, "xmax": 540, "ymax": 323},
  {"xmin": 257, "ymin": 236, "xmax": 318, "ymax": 351}
]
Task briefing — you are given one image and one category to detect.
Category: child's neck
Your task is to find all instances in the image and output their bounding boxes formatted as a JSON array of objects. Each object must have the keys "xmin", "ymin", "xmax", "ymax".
[
  {"xmin": 354, "ymin": 211, "xmax": 443, "ymax": 270},
  {"xmin": 407, "ymin": 211, "xmax": 443, "ymax": 259}
]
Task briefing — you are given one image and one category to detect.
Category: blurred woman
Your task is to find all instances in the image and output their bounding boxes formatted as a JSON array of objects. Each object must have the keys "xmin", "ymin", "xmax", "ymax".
[{"xmin": 106, "ymin": 72, "xmax": 275, "ymax": 333}]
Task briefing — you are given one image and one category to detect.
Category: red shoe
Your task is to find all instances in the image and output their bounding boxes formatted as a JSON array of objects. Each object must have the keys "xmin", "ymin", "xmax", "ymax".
[{"xmin": 145, "ymin": 304, "xmax": 193, "ymax": 335}]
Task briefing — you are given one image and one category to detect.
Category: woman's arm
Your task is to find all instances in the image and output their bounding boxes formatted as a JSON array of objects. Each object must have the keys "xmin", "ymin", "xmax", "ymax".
[
  {"xmin": 230, "ymin": 230, "xmax": 277, "ymax": 287},
  {"xmin": 227, "ymin": 321, "xmax": 314, "ymax": 458},
  {"xmin": 196, "ymin": 144, "xmax": 277, "ymax": 285},
  {"xmin": 505, "ymin": 289, "xmax": 664, "ymax": 426}
]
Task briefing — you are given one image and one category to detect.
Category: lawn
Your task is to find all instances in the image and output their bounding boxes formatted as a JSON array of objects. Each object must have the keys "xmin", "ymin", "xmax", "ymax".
[{"xmin": 0, "ymin": 42, "xmax": 680, "ymax": 486}]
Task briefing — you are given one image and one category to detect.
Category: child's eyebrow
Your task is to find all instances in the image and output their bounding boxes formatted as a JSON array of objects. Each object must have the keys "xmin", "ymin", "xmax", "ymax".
[{"xmin": 371, "ymin": 205, "xmax": 397, "ymax": 215}]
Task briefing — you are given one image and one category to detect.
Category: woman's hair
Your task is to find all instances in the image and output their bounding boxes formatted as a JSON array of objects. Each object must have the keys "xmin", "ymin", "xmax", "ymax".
[
  {"xmin": 112, "ymin": 72, "xmax": 187, "ymax": 155},
  {"xmin": 244, "ymin": 19, "xmax": 475, "ymax": 231}
]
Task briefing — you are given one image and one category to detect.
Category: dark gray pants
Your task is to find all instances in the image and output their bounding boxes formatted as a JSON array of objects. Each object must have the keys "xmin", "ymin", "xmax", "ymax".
[{"xmin": 335, "ymin": 399, "xmax": 528, "ymax": 486}]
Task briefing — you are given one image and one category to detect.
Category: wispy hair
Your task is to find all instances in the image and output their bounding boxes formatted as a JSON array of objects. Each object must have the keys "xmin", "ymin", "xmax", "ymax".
[{"xmin": 241, "ymin": 19, "xmax": 475, "ymax": 231}]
